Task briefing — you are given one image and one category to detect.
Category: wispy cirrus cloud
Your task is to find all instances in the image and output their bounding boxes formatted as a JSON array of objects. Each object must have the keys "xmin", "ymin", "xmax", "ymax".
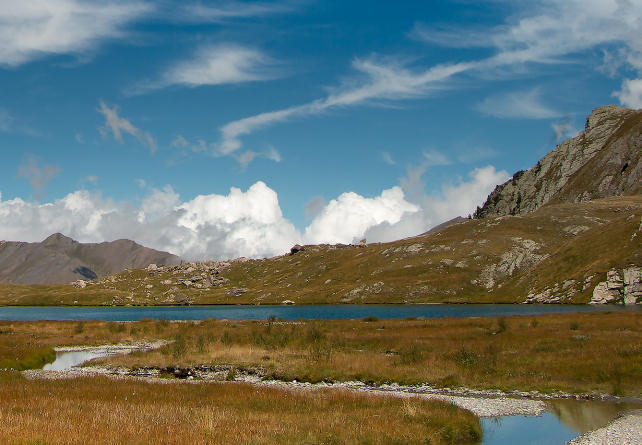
[
  {"xmin": 131, "ymin": 44, "xmax": 282, "ymax": 95},
  {"xmin": 97, "ymin": 101, "xmax": 157, "ymax": 154},
  {"xmin": 211, "ymin": 0, "xmax": 642, "ymax": 155},
  {"xmin": 476, "ymin": 89, "xmax": 560, "ymax": 119},
  {"xmin": 17, "ymin": 155, "xmax": 62, "ymax": 200},
  {"xmin": 215, "ymin": 57, "xmax": 473, "ymax": 156},
  {"xmin": 0, "ymin": 0, "xmax": 151, "ymax": 67},
  {"xmin": 174, "ymin": 1, "xmax": 298, "ymax": 23}
]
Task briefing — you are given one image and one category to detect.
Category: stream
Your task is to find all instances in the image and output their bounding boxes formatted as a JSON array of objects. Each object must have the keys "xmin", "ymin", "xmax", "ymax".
[{"xmin": 41, "ymin": 348, "xmax": 640, "ymax": 445}]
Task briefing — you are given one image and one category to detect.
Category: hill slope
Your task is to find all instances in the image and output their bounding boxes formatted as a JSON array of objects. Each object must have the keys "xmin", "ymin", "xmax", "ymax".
[
  {"xmin": 0, "ymin": 233, "xmax": 181, "ymax": 285},
  {"xmin": 474, "ymin": 105, "xmax": 642, "ymax": 218},
  {"xmin": 0, "ymin": 196, "xmax": 639, "ymax": 305}
]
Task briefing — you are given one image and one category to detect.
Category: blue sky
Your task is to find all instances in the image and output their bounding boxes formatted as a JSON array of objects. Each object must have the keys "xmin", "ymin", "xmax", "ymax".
[{"xmin": 1, "ymin": 0, "xmax": 641, "ymax": 260}]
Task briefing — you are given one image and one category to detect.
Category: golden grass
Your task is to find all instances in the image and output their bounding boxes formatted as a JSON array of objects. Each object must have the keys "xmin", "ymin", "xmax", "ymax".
[
  {"xmin": 0, "ymin": 373, "xmax": 481, "ymax": 444},
  {"xmin": 2, "ymin": 312, "xmax": 639, "ymax": 396}
]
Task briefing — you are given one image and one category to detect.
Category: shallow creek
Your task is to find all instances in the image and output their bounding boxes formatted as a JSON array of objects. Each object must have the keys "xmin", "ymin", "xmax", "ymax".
[{"xmin": 41, "ymin": 348, "xmax": 640, "ymax": 445}]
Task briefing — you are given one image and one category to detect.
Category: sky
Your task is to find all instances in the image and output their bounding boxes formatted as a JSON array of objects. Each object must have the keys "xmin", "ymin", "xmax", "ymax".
[{"xmin": 1, "ymin": 0, "xmax": 641, "ymax": 260}]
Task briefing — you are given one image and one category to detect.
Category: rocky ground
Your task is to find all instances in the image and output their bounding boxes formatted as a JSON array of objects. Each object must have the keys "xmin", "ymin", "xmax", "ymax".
[{"xmin": 569, "ymin": 410, "xmax": 642, "ymax": 445}]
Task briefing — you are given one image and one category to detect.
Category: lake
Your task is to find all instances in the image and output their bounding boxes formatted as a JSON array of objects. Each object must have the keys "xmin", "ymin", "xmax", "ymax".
[{"xmin": 0, "ymin": 303, "xmax": 638, "ymax": 321}]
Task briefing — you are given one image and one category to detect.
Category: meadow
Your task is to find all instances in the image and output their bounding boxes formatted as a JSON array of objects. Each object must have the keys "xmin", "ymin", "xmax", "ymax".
[{"xmin": 2, "ymin": 311, "xmax": 640, "ymax": 397}]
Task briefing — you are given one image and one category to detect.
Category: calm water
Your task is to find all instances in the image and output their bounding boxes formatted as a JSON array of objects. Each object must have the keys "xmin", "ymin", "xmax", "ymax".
[{"xmin": 1, "ymin": 304, "xmax": 639, "ymax": 321}]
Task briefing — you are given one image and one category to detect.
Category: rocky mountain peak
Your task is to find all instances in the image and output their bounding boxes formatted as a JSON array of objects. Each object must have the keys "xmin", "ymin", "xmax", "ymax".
[
  {"xmin": 474, "ymin": 105, "xmax": 642, "ymax": 218},
  {"xmin": 42, "ymin": 233, "xmax": 76, "ymax": 248}
]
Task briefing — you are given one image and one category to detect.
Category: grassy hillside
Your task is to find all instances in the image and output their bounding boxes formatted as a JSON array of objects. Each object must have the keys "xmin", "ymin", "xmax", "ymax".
[{"xmin": 0, "ymin": 195, "xmax": 640, "ymax": 306}]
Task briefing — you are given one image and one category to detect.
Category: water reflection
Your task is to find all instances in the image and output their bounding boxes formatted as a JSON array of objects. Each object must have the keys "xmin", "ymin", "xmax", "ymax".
[
  {"xmin": 549, "ymin": 399, "xmax": 638, "ymax": 434},
  {"xmin": 481, "ymin": 413, "xmax": 576, "ymax": 445},
  {"xmin": 42, "ymin": 349, "xmax": 117, "ymax": 371},
  {"xmin": 482, "ymin": 399, "xmax": 642, "ymax": 444}
]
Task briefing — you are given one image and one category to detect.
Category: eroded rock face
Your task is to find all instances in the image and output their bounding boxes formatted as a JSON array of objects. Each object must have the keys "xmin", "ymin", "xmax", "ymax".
[
  {"xmin": 590, "ymin": 266, "xmax": 642, "ymax": 304},
  {"xmin": 475, "ymin": 106, "xmax": 642, "ymax": 218},
  {"xmin": 480, "ymin": 238, "xmax": 548, "ymax": 290}
]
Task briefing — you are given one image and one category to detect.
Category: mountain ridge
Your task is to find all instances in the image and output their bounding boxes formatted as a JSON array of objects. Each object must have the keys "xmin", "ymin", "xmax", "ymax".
[
  {"xmin": 0, "ymin": 234, "xmax": 181, "ymax": 285},
  {"xmin": 474, "ymin": 105, "xmax": 641, "ymax": 218}
]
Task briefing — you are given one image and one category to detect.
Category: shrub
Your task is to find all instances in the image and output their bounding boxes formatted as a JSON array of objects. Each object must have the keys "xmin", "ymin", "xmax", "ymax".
[
  {"xmin": 362, "ymin": 316, "xmax": 378, "ymax": 322},
  {"xmin": 221, "ymin": 331, "xmax": 233, "ymax": 347}
]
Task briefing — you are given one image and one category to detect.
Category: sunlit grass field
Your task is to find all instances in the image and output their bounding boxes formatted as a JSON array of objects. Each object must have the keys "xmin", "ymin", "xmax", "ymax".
[
  {"xmin": 0, "ymin": 372, "xmax": 481, "ymax": 444},
  {"xmin": 2, "ymin": 311, "xmax": 640, "ymax": 397}
]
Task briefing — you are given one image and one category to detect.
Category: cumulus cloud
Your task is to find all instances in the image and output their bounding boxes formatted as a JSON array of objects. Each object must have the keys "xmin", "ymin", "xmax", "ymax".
[
  {"xmin": 613, "ymin": 78, "xmax": 642, "ymax": 109},
  {"xmin": 365, "ymin": 166, "xmax": 509, "ymax": 243},
  {"xmin": 132, "ymin": 45, "xmax": 281, "ymax": 94},
  {"xmin": 476, "ymin": 89, "xmax": 560, "ymax": 119},
  {"xmin": 0, "ymin": 0, "xmax": 151, "ymax": 67},
  {"xmin": 17, "ymin": 155, "xmax": 62, "ymax": 200},
  {"xmin": 0, "ymin": 166, "xmax": 508, "ymax": 259},
  {"xmin": 303, "ymin": 187, "xmax": 419, "ymax": 245},
  {"xmin": 98, "ymin": 101, "xmax": 157, "ymax": 153},
  {"xmin": 0, "ymin": 183, "xmax": 301, "ymax": 260}
]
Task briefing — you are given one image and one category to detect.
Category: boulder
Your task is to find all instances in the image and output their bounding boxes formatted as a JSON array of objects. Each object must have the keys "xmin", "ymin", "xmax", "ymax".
[{"xmin": 290, "ymin": 245, "xmax": 305, "ymax": 255}]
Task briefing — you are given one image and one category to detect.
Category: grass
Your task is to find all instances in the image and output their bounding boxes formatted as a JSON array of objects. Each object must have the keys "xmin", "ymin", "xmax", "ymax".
[
  {"xmin": 2, "ymin": 311, "xmax": 639, "ymax": 397},
  {"xmin": 0, "ymin": 373, "xmax": 481, "ymax": 445},
  {"xmin": 102, "ymin": 312, "xmax": 642, "ymax": 396},
  {"xmin": 0, "ymin": 195, "xmax": 639, "ymax": 306}
]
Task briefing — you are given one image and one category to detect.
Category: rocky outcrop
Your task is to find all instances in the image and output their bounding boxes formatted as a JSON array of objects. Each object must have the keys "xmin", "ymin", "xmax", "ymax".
[
  {"xmin": 590, "ymin": 266, "xmax": 642, "ymax": 304},
  {"xmin": 475, "ymin": 106, "xmax": 642, "ymax": 218},
  {"xmin": 479, "ymin": 237, "xmax": 549, "ymax": 290}
]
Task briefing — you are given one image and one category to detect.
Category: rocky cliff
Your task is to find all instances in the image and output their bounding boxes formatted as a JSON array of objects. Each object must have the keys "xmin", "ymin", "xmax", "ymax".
[
  {"xmin": 474, "ymin": 105, "xmax": 642, "ymax": 218},
  {"xmin": 0, "ymin": 233, "xmax": 181, "ymax": 284}
]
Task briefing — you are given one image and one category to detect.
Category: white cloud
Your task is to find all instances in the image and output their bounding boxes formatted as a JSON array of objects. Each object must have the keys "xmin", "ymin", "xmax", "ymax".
[
  {"xmin": 174, "ymin": 1, "xmax": 296, "ymax": 23},
  {"xmin": 215, "ymin": 57, "xmax": 473, "ymax": 155},
  {"xmin": 98, "ymin": 101, "xmax": 157, "ymax": 153},
  {"xmin": 365, "ymin": 165, "xmax": 509, "ymax": 243},
  {"xmin": 551, "ymin": 119, "xmax": 579, "ymax": 143},
  {"xmin": 0, "ymin": 0, "xmax": 151, "ymax": 67},
  {"xmin": 382, "ymin": 152, "xmax": 395, "ymax": 165},
  {"xmin": 210, "ymin": 0, "xmax": 642, "ymax": 154},
  {"xmin": 303, "ymin": 187, "xmax": 419, "ymax": 245},
  {"xmin": 17, "ymin": 155, "xmax": 62, "ymax": 200},
  {"xmin": 613, "ymin": 78, "xmax": 642, "ymax": 109},
  {"xmin": 422, "ymin": 150, "xmax": 451, "ymax": 167},
  {"xmin": 83, "ymin": 175, "xmax": 99, "ymax": 184},
  {"xmin": 0, "ymin": 165, "xmax": 510, "ymax": 259},
  {"xmin": 133, "ymin": 45, "xmax": 280, "ymax": 94},
  {"xmin": 0, "ymin": 183, "xmax": 301, "ymax": 260},
  {"xmin": 476, "ymin": 89, "xmax": 560, "ymax": 119}
]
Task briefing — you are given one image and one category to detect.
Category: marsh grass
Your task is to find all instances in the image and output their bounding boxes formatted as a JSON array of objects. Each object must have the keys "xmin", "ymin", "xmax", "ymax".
[
  {"xmin": 0, "ymin": 374, "xmax": 480, "ymax": 445},
  {"xmin": 2, "ymin": 311, "xmax": 641, "ymax": 396}
]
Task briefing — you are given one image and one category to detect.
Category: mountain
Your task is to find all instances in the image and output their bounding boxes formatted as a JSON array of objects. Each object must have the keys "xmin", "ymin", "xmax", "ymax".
[
  {"xmin": 0, "ymin": 105, "xmax": 639, "ymax": 305},
  {"xmin": 0, "ymin": 233, "xmax": 181, "ymax": 284},
  {"xmin": 474, "ymin": 105, "xmax": 642, "ymax": 218}
]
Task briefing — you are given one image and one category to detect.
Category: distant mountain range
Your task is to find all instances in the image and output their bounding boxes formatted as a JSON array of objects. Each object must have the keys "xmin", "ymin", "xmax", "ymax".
[{"xmin": 0, "ymin": 233, "xmax": 181, "ymax": 284}]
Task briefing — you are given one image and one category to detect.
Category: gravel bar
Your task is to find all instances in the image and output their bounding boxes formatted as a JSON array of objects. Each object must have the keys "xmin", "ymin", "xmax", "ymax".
[{"xmin": 568, "ymin": 411, "xmax": 642, "ymax": 445}]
